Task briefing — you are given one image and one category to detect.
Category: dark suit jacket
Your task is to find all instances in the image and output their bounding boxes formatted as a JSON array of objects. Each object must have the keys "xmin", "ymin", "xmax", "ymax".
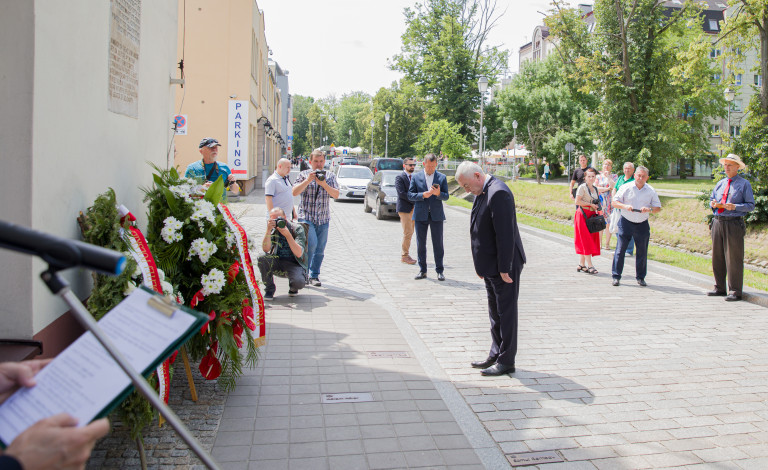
[
  {"xmin": 407, "ymin": 170, "xmax": 449, "ymax": 221},
  {"xmin": 395, "ymin": 171, "xmax": 414, "ymax": 213},
  {"xmin": 470, "ymin": 176, "xmax": 526, "ymax": 277}
]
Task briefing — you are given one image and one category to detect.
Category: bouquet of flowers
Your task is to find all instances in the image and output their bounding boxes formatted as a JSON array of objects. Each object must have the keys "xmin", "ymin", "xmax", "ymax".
[
  {"xmin": 143, "ymin": 167, "xmax": 261, "ymax": 391},
  {"xmin": 77, "ymin": 188, "xmax": 173, "ymax": 440}
]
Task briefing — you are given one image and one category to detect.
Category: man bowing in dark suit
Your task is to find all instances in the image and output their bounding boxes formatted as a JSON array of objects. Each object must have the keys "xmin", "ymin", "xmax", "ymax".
[
  {"xmin": 456, "ymin": 162, "xmax": 526, "ymax": 376},
  {"xmin": 408, "ymin": 153, "xmax": 450, "ymax": 280}
]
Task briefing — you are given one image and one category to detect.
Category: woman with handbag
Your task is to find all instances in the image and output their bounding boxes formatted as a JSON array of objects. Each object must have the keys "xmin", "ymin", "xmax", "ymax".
[
  {"xmin": 574, "ymin": 167, "xmax": 602, "ymax": 274},
  {"xmin": 596, "ymin": 159, "xmax": 618, "ymax": 249}
]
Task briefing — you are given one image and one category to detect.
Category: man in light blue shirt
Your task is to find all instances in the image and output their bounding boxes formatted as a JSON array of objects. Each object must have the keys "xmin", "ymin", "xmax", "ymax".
[
  {"xmin": 184, "ymin": 138, "xmax": 239, "ymax": 198},
  {"xmin": 707, "ymin": 154, "xmax": 755, "ymax": 301},
  {"xmin": 610, "ymin": 166, "xmax": 662, "ymax": 287},
  {"xmin": 265, "ymin": 158, "xmax": 297, "ymax": 221}
]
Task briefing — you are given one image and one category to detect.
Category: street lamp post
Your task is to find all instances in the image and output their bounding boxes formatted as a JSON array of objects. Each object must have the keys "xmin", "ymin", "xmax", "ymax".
[
  {"xmin": 512, "ymin": 120, "xmax": 518, "ymax": 164},
  {"xmin": 349, "ymin": 129, "xmax": 352, "ymax": 148},
  {"xmin": 724, "ymin": 87, "xmax": 735, "ymax": 143},
  {"xmin": 370, "ymin": 119, "xmax": 375, "ymax": 159},
  {"xmin": 384, "ymin": 112, "xmax": 390, "ymax": 158},
  {"xmin": 320, "ymin": 117, "xmax": 324, "ymax": 151},
  {"xmin": 478, "ymin": 76, "xmax": 488, "ymax": 167},
  {"xmin": 311, "ymin": 123, "xmax": 316, "ymax": 149}
]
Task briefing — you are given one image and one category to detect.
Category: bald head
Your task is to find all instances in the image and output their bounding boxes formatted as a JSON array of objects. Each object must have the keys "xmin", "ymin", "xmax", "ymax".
[{"xmin": 276, "ymin": 158, "xmax": 292, "ymax": 177}]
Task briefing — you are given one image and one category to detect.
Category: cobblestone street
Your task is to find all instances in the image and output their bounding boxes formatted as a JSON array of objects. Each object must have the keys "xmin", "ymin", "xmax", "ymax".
[{"xmin": 92, "ymin": 185, "xmax": 768, "ymax": 469}]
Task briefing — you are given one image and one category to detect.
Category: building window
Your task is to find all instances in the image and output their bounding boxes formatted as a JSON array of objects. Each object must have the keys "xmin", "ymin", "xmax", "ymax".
[
  {"xmin": 251, "ymin": 31, "xmax": 258, "ymax": 81},
  {"xmin": 709, "ymin": 19, "xmax": 719, "ymax": 31},
  {"xmin": 735, "ymin": 73, "xmax": 742, "ymax": 85},
  {"xmin": 756, "ymin": 74, "xmax": 763, "ymax": 86},
  {"xmin": 732, "ymin": 99, "xmax": 743, "ymax": 112},
  {"xmin": 710, "ymin": 124, "xmax": 720, "ymax": 136},
  {"xmin": 713, "ymin": 73, "xmax": 721, "ymax": 82},
  {"xmin": 730, "ymin": 125, "xmax": 741, "ymax": 137},
  {"xmin": 710, "ymin": 48, "xmax": 721, "ymax": 58}
]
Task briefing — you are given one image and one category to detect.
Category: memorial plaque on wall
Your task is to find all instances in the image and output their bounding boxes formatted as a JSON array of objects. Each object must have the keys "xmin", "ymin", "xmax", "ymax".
[{"xmin": 108, "ymin": 0, "xmax": 141, "ymax": 118}]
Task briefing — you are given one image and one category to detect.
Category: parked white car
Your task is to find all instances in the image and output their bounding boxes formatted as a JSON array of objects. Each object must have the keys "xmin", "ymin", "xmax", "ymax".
[{"xmin": 334, "ymin": 165, "xmax": 373, "ymax": 201}]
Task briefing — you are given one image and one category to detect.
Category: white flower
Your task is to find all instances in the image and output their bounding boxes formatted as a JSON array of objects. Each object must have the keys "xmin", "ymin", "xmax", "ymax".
[
  {"xmin": 161, "ymin": 280, "xmax": 174, "ymax": 296},
  {"xmin": 190, "ymin": 199, "xmax": 217, "ymax": 231},
  {"xmin": 131, "ymin": 262, "xmax": 142, "ymax": 279},
  {"xmin": 169, "ymin": 184, "xmax": 194, "ymax": 202},
  {"xmin": 124, "ymin": 282, "xmax": 137, "ymax": 296},
  {"xmin": 188, "ymin": 237, "xmax": 218, "ymax": 264},
  {"xmin": 175, "ymin": 292, "xmax": 184, "ymax": 305},
  {"xmin": 157, "ymin": 268, "xmax": 165, "ymax": 281},
  {"xmin": 201, "ymin": 268, "xmax": 226, "ymax": 296},
  {"xmin": 161, "ymin": 216, "xmax": 184, "ymax": 243},
  {"xmin": 225, "ymin": 229, "xmax": 236, "ymax": 248}
]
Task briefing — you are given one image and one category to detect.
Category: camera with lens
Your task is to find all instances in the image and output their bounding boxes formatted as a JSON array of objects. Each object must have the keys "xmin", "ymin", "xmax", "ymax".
[
  {"xmin": 275, "ymin": 217, "xmax": 287, "ymax": 229},
  {"xmin": 313, "ymin": 169, "xmax": 326, "ymax": 181},
  {"xmin": 591, "ymin": 198, "xmax": 602, "ymax": 210}
]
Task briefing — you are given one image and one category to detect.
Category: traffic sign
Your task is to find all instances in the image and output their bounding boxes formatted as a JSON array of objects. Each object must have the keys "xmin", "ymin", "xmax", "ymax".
[
  {"xmin": 173, "ymin": 115, "xmax": 187, "ymax": 135},
  {"xmin": 565, "ymin": 142, "xmax": 575, "ymax": 152}
]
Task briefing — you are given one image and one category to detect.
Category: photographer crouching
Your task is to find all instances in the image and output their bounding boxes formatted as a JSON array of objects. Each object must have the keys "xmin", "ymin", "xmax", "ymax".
[
  {"xmin": 292, "ymin": 150, "xmax": 339, "ymax": 287},
  {"xmin": 257, "ymin": 208, "xmax": 309, "ymax": 300}
]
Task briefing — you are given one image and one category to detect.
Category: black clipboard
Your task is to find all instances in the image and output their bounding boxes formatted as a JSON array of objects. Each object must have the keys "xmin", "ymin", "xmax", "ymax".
[{"xmin": 0, "ymin": 286, "xmax": 208, "ymax": 447}]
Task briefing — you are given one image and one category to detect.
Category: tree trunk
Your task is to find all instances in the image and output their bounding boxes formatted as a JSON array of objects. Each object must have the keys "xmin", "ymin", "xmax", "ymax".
[
  {"xmin": 761, "ymin": 14, "xmax": 768, "ymax": 124},
  {"xmin": 136, "ymin": 436, "xmax": 147, "ymax": 470}
]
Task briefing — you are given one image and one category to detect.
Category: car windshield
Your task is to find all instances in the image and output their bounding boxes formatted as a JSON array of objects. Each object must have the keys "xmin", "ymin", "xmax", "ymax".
[
  {"xmin": 338, "ymin": 167, "xmax": 372, "ymax": 179},
  {"xmin": 381, "ymin": 173, "xmax": 397, "ymax": 186},
  {"xmin": 343, "ymin": 158, "xmax": 357, "ymax": 164},
  {"xmin": 377, "ymin": 159, "xmax": 403, "ymax": 170}
]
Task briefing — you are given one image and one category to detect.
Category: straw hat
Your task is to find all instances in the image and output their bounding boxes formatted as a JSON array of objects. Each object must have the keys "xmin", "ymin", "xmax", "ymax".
[{"xmin": 718, "ymin": 153, "xmax": 746, "ymax": 170}]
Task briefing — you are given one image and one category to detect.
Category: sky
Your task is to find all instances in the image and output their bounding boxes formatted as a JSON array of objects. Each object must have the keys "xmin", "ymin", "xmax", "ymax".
[{"xmin": 256, "ymin": 0, "xmax": 578, "ymax": 99}]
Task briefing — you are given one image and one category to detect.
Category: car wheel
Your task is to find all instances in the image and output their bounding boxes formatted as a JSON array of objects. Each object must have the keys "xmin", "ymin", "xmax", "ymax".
[
  {"xmin": 376, "ymin": 198, "xmax": 385, "ymax": 220},
  {"xmin": 363, "ymin": 195, "xmax": 372, "ymax": 213}
]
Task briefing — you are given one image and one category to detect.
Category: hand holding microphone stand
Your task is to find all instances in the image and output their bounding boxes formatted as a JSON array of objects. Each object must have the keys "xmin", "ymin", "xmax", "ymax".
[{"xmin": 0, "ymin": 220, "xmax": 220, "ymax": 470}]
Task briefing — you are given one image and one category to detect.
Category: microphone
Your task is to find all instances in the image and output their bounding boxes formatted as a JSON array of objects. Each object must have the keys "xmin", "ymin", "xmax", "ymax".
[{"xmin": 0, "ymin": 219, "xmax": 126, "ymax": 276}]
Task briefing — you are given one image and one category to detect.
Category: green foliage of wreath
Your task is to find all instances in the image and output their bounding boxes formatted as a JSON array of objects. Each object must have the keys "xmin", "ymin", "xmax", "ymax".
[
  {"xmin": 143, "ymin": 165, "xmax": 259, "ymax": 391},
  {"xmin": 77, "ymin": 188, "xmax": 156, "ymax": 441}
]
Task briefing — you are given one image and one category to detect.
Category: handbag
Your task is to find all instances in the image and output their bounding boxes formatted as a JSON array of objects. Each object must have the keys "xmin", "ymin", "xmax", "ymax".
[
  {"xmin": 580, "ymin": 207, "xmax": 607, "ymax": 233},
  {"xmin": 609, "ymin": 209, "xmax": 620, "ymax": 234}
]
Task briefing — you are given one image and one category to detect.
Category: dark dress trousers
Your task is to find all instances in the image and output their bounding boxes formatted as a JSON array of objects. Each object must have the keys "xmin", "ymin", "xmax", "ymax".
[
  {"xmin": 470, "ymin": 176, "xmax": 526, "ymax": 367},
  {"xmin": 408, "ymin": 170, "xmax": 449, "ymax": 273},
  {"xmin": 394, "ymin": 171, "xmax": 414, "ymax": 214}
]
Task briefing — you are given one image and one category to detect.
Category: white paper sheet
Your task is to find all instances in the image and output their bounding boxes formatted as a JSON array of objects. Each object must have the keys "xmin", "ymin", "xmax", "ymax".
[{"xmin": 0, "ymin": 288, "xmax": 196, "ymax": 446}]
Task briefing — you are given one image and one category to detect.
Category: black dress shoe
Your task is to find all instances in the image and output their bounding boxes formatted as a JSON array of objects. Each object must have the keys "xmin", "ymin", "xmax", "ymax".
[
  {"xmin": 437, "ymin": 273, "xmax": 445, "ymax": 281},
  {"xmin": 706, "ymin": 290, "xmax": 727, "ymax": 296},
  {"xmin": 725, "ymin": 294, "xmax": 742, "ymax": 302},
  {"xmin": 612, "ymin": 279, "xmax": 620, "ymax": 287},
  {"xmin": 415, "ymin": 272, "xmax": 427, "ymax": 280},
  {"xmin": 637, "ymin": 279, "xmax": 647, "ymax": 287},
  {"xmin": 480, "ymin": 363, "xmax": 515, "ymax": 376},
  {"xmin": 471, "ymin": 357, "xmax": 496, "ymax": 369}
]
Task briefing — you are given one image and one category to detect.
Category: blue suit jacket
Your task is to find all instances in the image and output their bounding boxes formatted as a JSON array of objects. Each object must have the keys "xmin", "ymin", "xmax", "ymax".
[
  {"xmin": 470, "ymin": 176, "xmax": 526, "ymax": 277},
  {"xmin": 395, "ymin": 171, "xmax": 414, "ymax": 213},
  {"xmin": 408, "ymin": 170, "xmax": 449, "ymax": 221}
]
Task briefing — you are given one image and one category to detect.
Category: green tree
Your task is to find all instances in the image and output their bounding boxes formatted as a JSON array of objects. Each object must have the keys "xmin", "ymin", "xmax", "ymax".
[
  {"xmin": 391, "ymin": 0, "xmax": 508, "ymax": 138},
  {"xmin": 306, "ymin": 97, "xmax": 338, "ymax": 149},
  {"xmin": 496, "ymin": 56, "xmax": 596, "ymax": 182},
  {"xmin": 336, "ymin": 91, "xmax": 372, "ymax": 149},
  {"xmin": 371, "ymin": 80, "xmax": 428, "ymax": 158},
  {"xmin": 547, "ymin": 0, "xmax": 721, "ymax": 177},
  {"xmin": 291, "ymin": 95, "xmax": 314, "ymax": 157},
  {"xmin": 415, "ymin": 119, "xmax": 471, "ymax": 159},
  {"xmin": 719, "ymin": 0, "xmax": 768, "ymax": 222}
]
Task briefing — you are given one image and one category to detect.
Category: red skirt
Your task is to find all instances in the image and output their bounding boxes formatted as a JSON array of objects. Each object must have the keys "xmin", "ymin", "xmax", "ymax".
[{"xmin": 574, "ymin": 208, "xmax": 601, "ymax": 256}]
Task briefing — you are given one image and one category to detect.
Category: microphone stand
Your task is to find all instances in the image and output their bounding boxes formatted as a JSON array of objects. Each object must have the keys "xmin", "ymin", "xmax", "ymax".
[{"xmin": 40, "ymin": 267, "xmax": 221, "ymax": 470}]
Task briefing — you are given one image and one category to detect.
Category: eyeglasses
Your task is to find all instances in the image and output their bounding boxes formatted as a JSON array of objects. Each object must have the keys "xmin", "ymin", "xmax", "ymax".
[{"xmin": 405, "ymin": 164, "xmax": 416, "ymax": 167}]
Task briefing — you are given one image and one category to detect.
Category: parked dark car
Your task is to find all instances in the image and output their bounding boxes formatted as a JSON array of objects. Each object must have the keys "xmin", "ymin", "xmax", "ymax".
[
  {"xmin": 363, "ymin": 170, "xmax": 400, "ymax": 220},
  {"xmin": 370, "ymin": 157, "xmax": 404, "ymax": 174}
]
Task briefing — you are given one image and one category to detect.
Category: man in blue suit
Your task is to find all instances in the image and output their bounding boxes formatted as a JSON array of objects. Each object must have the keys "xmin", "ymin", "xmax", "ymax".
[
  {"xmin": 456, "ymin": 162, "xmax": 526, "ymax": 376},
  {"xmin": 408, "ymin": 153, "xmax": 450, "ymax": 280},
  {"xmin": 395, "ymin": 157, "xmax": 417, "ymax": 265}
]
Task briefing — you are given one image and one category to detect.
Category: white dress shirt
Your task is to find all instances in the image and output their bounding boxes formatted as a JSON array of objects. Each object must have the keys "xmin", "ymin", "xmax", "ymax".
[{"xmin": 614, "ymin": 182, "xmax": 661, "ymax": 223}]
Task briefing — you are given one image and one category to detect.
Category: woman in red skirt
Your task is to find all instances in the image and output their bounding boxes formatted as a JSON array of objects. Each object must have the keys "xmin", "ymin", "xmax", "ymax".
[{"xmin": 574, "ymin": 167, "xmax": 601, "ymax": 274}]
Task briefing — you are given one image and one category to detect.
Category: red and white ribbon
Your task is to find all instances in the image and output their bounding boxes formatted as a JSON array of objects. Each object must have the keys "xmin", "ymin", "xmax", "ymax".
[
  {"xmin": 119, "ymin": 205, "xmax": 172, "ymax": 404},
  {"xmin": 217, "ymin": 203, "xmax": 266, "ymax": 346}
]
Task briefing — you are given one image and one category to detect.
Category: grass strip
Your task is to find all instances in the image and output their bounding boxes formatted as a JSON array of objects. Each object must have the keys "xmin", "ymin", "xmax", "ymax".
[{"xmin": 447, "ymin": 197, "xmax": 768, "ymax": 292}]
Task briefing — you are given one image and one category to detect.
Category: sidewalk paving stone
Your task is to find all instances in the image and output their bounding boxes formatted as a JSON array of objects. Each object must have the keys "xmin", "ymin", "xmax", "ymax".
[{"xmin": 88, "ymin": 181, "xmax": 768, "ymax": 469}]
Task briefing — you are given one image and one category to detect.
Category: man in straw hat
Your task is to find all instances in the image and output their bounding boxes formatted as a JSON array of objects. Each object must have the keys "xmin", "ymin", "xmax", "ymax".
[{"xmin": 708, "ymin": 154, "xmax": 755, "ymax": 301}]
